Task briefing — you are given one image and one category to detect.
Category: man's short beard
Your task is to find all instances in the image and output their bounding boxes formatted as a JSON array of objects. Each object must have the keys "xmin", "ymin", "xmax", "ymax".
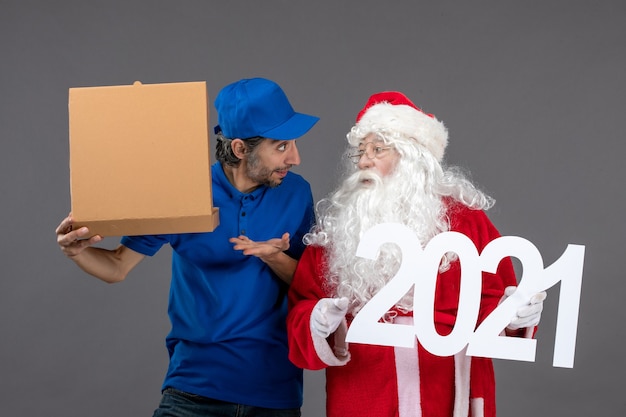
[{"xmin": 246, "ymin": 149, "xmax": 283, "ymax": 188}]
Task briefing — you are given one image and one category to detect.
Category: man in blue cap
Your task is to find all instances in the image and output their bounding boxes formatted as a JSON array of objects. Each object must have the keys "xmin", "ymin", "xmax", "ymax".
[{"xmin": 56, "ymin": 78, "xmax": 319, "ymax": 417}]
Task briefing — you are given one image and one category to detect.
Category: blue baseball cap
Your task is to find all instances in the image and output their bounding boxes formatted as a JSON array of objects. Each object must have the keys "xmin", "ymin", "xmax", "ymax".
[{"xmin": 214, "ymin": 78, "xmax": 319, "ymax": 140}]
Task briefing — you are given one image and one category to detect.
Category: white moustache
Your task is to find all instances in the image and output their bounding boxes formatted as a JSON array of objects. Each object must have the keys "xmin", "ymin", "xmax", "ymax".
[{"xmin": 344, "ymin": 170, "xmax": 384, "ymax": 190}]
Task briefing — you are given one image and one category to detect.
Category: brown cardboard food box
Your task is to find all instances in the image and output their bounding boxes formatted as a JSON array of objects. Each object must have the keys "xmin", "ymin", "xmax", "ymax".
[{"xmin": 68, "ymin": 80, "xmax": 219, "ymax": 237}]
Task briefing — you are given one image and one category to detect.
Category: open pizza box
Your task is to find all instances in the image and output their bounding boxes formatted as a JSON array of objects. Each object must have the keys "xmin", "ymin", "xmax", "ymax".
[{"xmin": 68, "ymin": 80, "xmax": 219, "ymax": 237}]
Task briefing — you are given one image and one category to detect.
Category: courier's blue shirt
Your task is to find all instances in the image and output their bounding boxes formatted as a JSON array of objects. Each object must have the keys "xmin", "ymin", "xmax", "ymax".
[{"xmin": 121, "ymin": 162, "xmax": 314, "ymax": 409}]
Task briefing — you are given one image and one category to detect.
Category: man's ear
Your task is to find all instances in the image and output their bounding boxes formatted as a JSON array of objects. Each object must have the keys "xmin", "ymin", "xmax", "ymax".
[{"xmin": 231, "ymin": 139, "xmax": 247, "ymax": 160}]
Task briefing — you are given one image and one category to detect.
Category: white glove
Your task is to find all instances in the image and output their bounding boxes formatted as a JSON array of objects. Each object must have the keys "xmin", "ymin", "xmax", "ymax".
[
  {"xmin": 503, "ymin": 286, "xmax": 547, "ymax": 330},
  {"xmin": 311, "ymin": 297, "xmax": 349, "ymax": 338}
]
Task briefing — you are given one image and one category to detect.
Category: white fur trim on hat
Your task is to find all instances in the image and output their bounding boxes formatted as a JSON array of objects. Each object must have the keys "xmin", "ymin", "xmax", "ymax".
[{"xmin": 356, "ymin": 102, "xmax": 449, "ymax": 162}]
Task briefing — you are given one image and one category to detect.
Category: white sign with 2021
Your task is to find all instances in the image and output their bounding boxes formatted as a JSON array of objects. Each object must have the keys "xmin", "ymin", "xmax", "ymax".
[{"xmin": 345, "ymin": 223, "xmax": 585, "ymax": 368}]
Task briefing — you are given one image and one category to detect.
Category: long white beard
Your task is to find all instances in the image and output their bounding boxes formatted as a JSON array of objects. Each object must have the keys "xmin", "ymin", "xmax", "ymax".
[{"xmin": 307, "ymin": 165, "xmax": 449, "ymax": 315}]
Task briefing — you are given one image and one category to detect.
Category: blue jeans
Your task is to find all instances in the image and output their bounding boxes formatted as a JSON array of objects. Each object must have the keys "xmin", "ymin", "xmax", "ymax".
[{"xmin": 152, "ymin": 387, "xmax": 301, "ymax": 417}]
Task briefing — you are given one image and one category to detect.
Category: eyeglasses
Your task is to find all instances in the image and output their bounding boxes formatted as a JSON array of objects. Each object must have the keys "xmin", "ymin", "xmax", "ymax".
[{"xmin": 347, "ymin": 142, "xmax": 393, "ymax": 164}]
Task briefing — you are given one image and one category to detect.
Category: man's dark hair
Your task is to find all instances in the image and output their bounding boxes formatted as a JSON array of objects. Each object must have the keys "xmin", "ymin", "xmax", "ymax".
[{"xmin": 215, "ymin": 132, "xmax": 265, "ymax": 167}]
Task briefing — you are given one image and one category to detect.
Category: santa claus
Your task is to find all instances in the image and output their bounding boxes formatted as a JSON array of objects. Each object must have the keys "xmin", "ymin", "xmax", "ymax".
[{"xmin": 287, "ymin": 91, "xmax": 546, "ymax": 417}]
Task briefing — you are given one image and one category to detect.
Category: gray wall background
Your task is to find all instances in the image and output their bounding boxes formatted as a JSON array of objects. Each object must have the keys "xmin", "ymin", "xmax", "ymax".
[{"xmin": 2, "ymin": 1, "xmax": 624, "ymax": 415}]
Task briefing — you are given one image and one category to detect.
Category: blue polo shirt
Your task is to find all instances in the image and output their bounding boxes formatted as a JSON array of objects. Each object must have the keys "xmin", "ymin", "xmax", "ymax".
[{"xmin": 121, "ymin": 162, "xmax": 315, "ymax": 408}]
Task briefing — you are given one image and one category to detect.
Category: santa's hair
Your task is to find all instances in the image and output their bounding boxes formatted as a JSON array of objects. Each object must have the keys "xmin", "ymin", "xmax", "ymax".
[{"xmin": 305, "ymin": 128, "xmax": 493, "ymax": 314}]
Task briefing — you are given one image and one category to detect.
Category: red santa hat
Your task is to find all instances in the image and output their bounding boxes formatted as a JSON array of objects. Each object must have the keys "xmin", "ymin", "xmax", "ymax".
[{"xmin": 355, "ymin": 91, "xmax": 448, "ymax": 162}]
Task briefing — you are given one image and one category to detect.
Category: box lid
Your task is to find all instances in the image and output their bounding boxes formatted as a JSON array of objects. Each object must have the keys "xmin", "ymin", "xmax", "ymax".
[{"xmin": 69, "ymin": 80, "xmax": 219, "ymax": 237}]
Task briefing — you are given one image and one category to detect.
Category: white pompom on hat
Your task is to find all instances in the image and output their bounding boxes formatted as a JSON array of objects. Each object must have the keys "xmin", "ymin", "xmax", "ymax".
[{"xmin": 355, "ymin": 91, "xmax": 448, "ymax": 162}]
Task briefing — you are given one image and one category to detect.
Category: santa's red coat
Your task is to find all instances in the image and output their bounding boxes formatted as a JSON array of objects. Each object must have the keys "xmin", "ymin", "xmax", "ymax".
[{"xmin": 287, "ymin": 203, "xmax": 520, "ymax": 417}]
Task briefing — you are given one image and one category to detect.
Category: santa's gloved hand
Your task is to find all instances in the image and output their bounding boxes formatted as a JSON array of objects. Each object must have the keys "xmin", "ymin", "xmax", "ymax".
[
  {"xmin": 311, "ymin": 297, "xmax": 349, "ymax": 338},
  {"xmin": 503, "ymin": 286, "xmax": 547, "ymax": 330}
]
